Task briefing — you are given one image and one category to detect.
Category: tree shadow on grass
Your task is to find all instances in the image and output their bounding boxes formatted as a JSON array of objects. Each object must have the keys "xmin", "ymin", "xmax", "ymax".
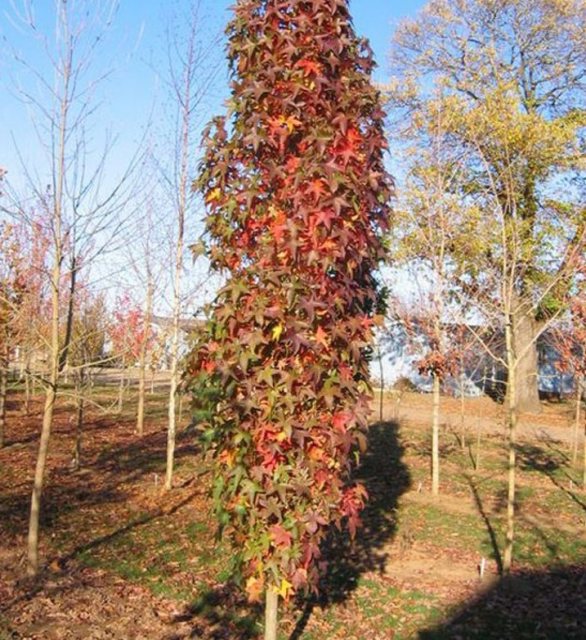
[
  {"xmin": 517, "ymin": 442, "xmax": 586, "ymax": 512},
  {"xmin": 418, "ymin": 565, "xmax": 586, "ymax": 639},
  {"xmin": 175, "ymin": 584, "xmax": 263, "ymax": 640},
  {"xmin": 464, "ymin": 474, "xmax": 503, "ymax": 575},
  {"xmin": 0, "ymin": 428, "xmax": 199, "ymax": 541}
]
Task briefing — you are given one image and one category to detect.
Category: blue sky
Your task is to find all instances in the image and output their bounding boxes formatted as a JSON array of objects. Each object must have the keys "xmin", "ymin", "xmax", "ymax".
[
  {"xmin": 0, "ymin": 0, "xmax": 427, "ymax": 186},
  {"xmin": 0, "ymin": 0, "xmax": 427, "ymax": 310}
]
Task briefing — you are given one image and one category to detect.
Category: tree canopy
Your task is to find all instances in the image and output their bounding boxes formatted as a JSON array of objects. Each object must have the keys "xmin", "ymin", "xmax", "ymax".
[
  {"xmin": 389, "ymin": 0, "xmax": 586, "ymax": 412},
  {"xmin": 186, "ymin": 0, "xmax": 392, "ymax": 601}
]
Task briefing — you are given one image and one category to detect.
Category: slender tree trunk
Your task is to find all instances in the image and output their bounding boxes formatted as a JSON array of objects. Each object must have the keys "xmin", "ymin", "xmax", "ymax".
[
  {"xmin": 378, "ymin": 343, "xmax": 384, "ymax": 422},
  {"xmin": 580, "ymin": 376, "xmax": 586, "ymax": 489},
  {"xmin": 474, "ymin": 421, "xmax": 482, "ymax": 471},
  {"xmin": 165, "ymin": 24, "xmax": 195, "ymax": 492},
  {"xmin": 582, "ymin": 415, "xmax": 586, "ymax": 490},
  {"xmin": 459, "ymin": 365, "xmax": 466, "ymax": 451},
  {"xmin": 178, "ymin": 392, "xmax": 185, "ymax": 427},
  {"xmin": 24, "ymin": 361, "xmax": 32, "ymax": 415},
  {"xmin": 72, "ymin": 368, "xmax": 85, "ymax": 470},
  {"xmin": 0, "ymin": 341, "xmax": 8, "ymax": 448},
  {"xmin": 513, "ymin": 309, "xmax": 541, "ymax": 414},
  {"xmin": 572, "ymin": 379, "xmax": 582, "ymax": 464},
  {"xmin": 264, "ymin": 590, "xmax": 278, "ymax": 640},
  {"xmin": 136, "ymin": 280, "xmax": 153, "ymax": 436},
  {"xmin": 503, "ymin": 319, "xmax": 518, "ymax": 574},
  {"xmin": 59, "ymin": 255, "xmax": 77, "ymax": 373},
  {"xmin": 166, "ymin": 340, "xmax": 179, "ymax": 491},
  {"xmin": 28, "ymin": 255, "xmax": 61, "ymax": 576},
  {"xmin": 431, "ymin": 373, "xmax": 441, "ymax": 496},
  {"xmin": 118, "ymin": 370, "xmax": 125, "ymax": 414}
]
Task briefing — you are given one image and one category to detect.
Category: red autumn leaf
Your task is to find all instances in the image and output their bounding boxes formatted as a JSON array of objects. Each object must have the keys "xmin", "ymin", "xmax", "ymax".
[
  {"xmin": 315, "ymin": 326, "xmax": 328, "ymax": 346},
  {"xmin": 296, "ymin": 58, "xmax": 322, "ymax": 76},
  {"xmin": 270, "ymin": 524, "xmax": 292, "ymax": 548}
]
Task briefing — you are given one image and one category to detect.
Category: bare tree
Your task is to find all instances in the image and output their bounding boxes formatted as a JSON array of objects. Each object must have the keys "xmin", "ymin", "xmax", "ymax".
[
  {"xmin": 1, "ymin": 0, "xmax": 141, "ymax": 575},
  {"xmin": 123, "ymin": 187, "xmax": 165, "ymax": 436},
  {"xmin": 158, "ymin": 1, "xmax": 220, "ymax": 491},
  {"xmin": 388, "ymin": 97, "xmax": 474, "ymax": 495},
  {"xmin": 456, "ymin": 135, "xmax": 583, "ymax": 574}
]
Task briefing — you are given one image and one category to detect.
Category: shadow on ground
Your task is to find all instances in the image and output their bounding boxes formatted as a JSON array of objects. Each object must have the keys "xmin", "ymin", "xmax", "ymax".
[
  {"xmin": 175, "ymin": 583, "xmax": 263, "ymax": 640},
  {"xmin": 419, "ymin": 565, "xmax": 586, "ymax": 639},
  {"xmin": 0, "ymin": 427, "xmax": 198, "ymax": 540},
  {"xmin": 517, "ymin": 441, "xmax": 586, "ymax": 512},
  {"xmin": 322, "ymin": 421, "xmax": 411, "ymax": 594}
]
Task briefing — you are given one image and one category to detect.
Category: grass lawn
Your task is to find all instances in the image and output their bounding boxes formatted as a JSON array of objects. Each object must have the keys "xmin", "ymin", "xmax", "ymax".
[{"xmin": 0, "ymin": 387, "xmax": 585, "ymax": 638}]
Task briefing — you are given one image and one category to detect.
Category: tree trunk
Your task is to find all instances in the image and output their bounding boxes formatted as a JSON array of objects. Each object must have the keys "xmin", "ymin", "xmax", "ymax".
[
  {"xmin": 28, "ymin": 260, "xmax": 61, "ymax": 576},
  {"xmin": 72, "ymin": 370, "xmax": 85, "ymax": 471},
  {"xmin": 118, "ymin": 371, "xmax": 125, "ymax": 414},
  {"xmin": 503, "ymin": 319, "xmax": 518, "ymax": 574},
  {"xmin": 264, "ymin": 590, "xmax": 278, "ymax": 640},
  {"xmin": 166, "ymin": 366, "xmax": 178, "ymax": 491},
  {"xmin": 136, "ymin": 280, "xmax": 153, "ymax": 436},
  {"xmin": 0, "ymin": 341, "xmax": 8, "ymax": 448},
  {"xmin": 474, "ymin": 421, "xmax": 482, "ymax": 471},
  {"xmin": 28, "ymin": 381, "xmax": 58, "ymax": 575},
  {"xmin": 431, "ymin": 373, "xmax": 440, "ymax": 496},
  {"xmin": 583, "ymin": 416, "xmax": 586, "ymax": 490},
  {"xmin": 59, "ymin": 255, "xmax": 77, "ymax": 373},
  {"xmin": 512, "ymin": 308, "xmax": 541, "ymax": 414},
  {"xmin": 459, "ymin": 366, "xmax": 466, "ymax": 451},
  {"xmin": 24, "ymin": 362, "xmax": 31, "ymax": 416},
  {"xmin": 572, "ymin": 378, "xmax": 582, "ymax": 464},
  {"xmin": 378, "ymin": 343, "xmax": 384, "ymax": 422}
]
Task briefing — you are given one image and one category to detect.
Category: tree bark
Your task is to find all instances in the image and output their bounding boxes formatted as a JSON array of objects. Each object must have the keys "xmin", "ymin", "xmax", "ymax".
[
  {"xmin": 378, "ymin": 343, "xmax": 384, "ymax": 423},
  {"xmin": 59, "ymin": 254, "xmax": 77, "ymax": 373},
  {"xmin": 28, "ymin": 256, "xmax": 61, "ymax": 576},
  {"xmin": 117, "ymin": 371, "xmax": 125, "ymax": 414},
  {"xmin": 264, "ymin": 590, "xmax": 278, "ymax": 640},
  {"xmin": 72, "ymin": 367, "xmax": 86, "ymax": 470},
  {"xmin": 512, "ymin": 307, "xmax": 541, "ymax": 414},
  {"xmin": 166, "ymin": 363, "xmax": 178, "ymax": 491},
  {"xmin": 431, "ymin": 373, "xmax": 441, "ymax": 496},
  {"xmin": 136, "ymin": 279, "xmax": 153, "ymax": 436},
  {"xmin": 572, "ymin": 378, "xmax": 582, "ymax": 464},
  {"xmin": 503, "ymin": 319, "xmax": 518, "ymax": 574},
  {"xmin": 24, "ymin": 359, "xmax": 31, "ymax": 416},
  {"xmin": 459, "ymin": 364, "xmax": 466, "ymax": 451},
  {"xmin": 583, "ymin": 415, "xmax": 586, "ymax": 490}
]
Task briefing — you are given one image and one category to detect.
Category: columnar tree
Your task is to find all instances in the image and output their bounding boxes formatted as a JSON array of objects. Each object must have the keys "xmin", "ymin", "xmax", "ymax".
[{"xmin": 186, "ymin": 0, "xmax": 392, "ymax": 635}]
